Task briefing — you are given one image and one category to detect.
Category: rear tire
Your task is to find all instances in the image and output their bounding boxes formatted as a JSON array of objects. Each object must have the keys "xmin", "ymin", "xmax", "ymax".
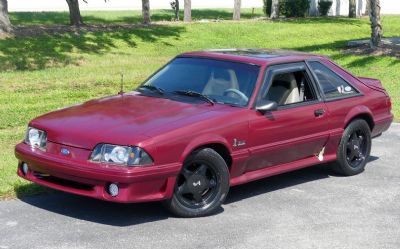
[
  {"xmin": 164, "ymin": 148, "xmax": 230, "ymax": 218},
  {"xmin": 332, "ymin": 119, "xmax": 371, "ymax": 176}
]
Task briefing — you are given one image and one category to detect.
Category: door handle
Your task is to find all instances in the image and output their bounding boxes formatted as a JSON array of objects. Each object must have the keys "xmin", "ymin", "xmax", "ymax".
[{"xmin": 314, "ymin": 109, "xmax": 325, "ymax": 117}]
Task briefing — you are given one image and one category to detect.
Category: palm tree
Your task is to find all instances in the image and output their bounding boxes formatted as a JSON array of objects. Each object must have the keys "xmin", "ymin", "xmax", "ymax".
[
  {"xmin": 184, "ymin": 0, "xmax": 191, "ymax": 22},
  {"xmin": 270, "ymin": 0, "xmax": 279, "ymax": 19},
  {"xmin": 0, "ymin": 0, "xmax": 11, "ymax": 34},
  {"xmin": 233, "ymin": 0, "xmax": 241, "ymax": 20},
  {"xmin": 142, "ymin": 0, "xmax": 151, "ymax": 24},
  {"xmin": 369, "ymin": 0, "xmax": 382, "ymax": 48}
]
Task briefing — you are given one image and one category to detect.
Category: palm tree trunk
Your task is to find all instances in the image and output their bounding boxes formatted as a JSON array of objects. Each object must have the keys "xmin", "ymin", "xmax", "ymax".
[
  {"xmin": 270, "ymin": 0, "xmax": 279, "ymax": 19},
  {"xmin": 0, "ymin": 0, "xmax": 12, "ymax": 33},
  {"xmin": 184, "ymin": 0, "xmax": 191, "ymax": 22},
  {"xmin": 66, "ymin": 0, "xmax": 84, "ymax": 26},
  {"xmin": 233, "ymin": 0, "xmax": 241, "ymax": 20},
  {"xmin": 369, "ymin": 0, "xmax": 382, "ymax": 48},
  {"xmin": 142, "ymin": 0, "xmax": 151, "ymax": 24}
]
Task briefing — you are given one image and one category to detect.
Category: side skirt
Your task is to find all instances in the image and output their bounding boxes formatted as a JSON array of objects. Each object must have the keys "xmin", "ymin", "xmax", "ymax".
[{"xmin": 229, "ymin": 154, "xmax": 337, "ymax": 186}]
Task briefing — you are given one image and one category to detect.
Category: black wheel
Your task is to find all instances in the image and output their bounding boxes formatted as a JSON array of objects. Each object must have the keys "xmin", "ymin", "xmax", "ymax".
[
  {"xmin": 164, "ymin": 148, "xmax": 230, "ymax": 217},
  {"xmin": 332, "ymin": 119, "xmax": 371, "ymax": 176}
]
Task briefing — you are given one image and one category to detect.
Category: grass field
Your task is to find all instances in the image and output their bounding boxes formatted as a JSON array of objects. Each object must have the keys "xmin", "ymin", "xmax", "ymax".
[{"xmin": 0, "ymin": 10, "xmax": 399, "ymax": 199}]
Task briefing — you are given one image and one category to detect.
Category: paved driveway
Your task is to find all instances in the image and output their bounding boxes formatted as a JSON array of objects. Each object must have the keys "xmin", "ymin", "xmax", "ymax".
[{"xmin": 1, "ymin": 124, "xmax": 399, "ymax": 249}]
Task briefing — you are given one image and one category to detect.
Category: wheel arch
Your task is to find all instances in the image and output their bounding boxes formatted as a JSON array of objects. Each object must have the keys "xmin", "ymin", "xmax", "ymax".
[
  {"xmin": 180, "ymin": 135, "xmax": 233, "ymax": 170},
  {"xmin": 344, "ymin": 105, "xmax": 375, "ymax": 131}
]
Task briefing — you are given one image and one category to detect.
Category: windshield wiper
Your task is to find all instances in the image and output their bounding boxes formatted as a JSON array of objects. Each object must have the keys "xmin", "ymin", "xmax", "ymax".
[
  {"xmin": 173, "ymin": 90, "xmax": 214, "ymax": 105},
  {"xmin": 138, "ymin": 85, "xmax": 165, "ymax": 95}
]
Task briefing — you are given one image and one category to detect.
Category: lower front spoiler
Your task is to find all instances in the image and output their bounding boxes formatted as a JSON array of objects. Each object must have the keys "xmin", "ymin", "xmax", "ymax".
[{"xmin": 15, "ymin": 143, "xmax": 181, "ymax": 203}]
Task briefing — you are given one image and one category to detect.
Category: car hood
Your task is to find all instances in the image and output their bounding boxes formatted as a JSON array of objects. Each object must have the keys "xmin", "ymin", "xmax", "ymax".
[{"xmin": 30, "ymin": 92, "xmax": 223, "ymax": 149}]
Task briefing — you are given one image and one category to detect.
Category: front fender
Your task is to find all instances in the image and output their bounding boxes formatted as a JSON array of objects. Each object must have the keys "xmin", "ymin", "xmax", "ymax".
[{"xmin": 179, "ymin": 134, "xmax": 232, "ymax": 163}]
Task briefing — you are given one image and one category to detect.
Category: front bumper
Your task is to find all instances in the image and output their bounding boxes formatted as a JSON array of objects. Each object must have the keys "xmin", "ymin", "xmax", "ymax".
[{"xmin": 15, "ymin": 143, "xmax": 181, "ymax": 203}]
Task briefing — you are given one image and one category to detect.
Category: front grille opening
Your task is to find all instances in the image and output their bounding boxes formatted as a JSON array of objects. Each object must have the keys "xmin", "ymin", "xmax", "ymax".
[{"xmin": 33, "ymin": 171, "xmax": 94, "ymax": 191}]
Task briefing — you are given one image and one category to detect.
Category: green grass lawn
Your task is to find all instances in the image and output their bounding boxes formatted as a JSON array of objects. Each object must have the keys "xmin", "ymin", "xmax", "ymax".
[{"xmin": 0, "ymin": 10, "xmax": 399, "ymax": 199}]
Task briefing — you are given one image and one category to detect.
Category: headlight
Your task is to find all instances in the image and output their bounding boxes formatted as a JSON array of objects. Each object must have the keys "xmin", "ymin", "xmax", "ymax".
[
  {"xmin": 24, "ymin": 127, "xmax": 47, "ymax": 148},
  {"xmin": 90, "ymin": 144, "xmax": 153, "ymax": 166}
]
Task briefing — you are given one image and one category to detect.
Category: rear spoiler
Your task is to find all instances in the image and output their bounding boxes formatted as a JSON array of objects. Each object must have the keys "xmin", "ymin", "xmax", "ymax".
[{"xmin": 358, "ymin": 77, "xmax": 388, "ymax": 95}]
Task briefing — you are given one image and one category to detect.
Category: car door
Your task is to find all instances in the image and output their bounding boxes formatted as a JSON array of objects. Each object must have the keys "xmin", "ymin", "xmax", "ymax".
[{"xmin": 245, "ymin": 62, "xmax": 331, "ymax": 172}]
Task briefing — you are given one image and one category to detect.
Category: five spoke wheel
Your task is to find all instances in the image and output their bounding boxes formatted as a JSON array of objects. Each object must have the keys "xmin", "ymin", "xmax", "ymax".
[
  {"xmin": 346, "ymin": 130, "xmax": 367, "ymax": 168},
  {"xmin": 332, "ymin": 119, "xmax": 371, "ymax": 176},
  {"xmin": 176, "ymin": 163, "xmax": 219, "ymax": 207},
  {"xmin": 164, "ymin": 148, "xmax": 230, "ymax": 217}
]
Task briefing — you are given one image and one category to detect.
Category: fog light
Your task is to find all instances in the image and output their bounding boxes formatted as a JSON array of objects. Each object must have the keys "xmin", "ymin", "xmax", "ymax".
[
  {"xmin": 22, "ymin": 162, "xmax": 29, "ymax": 175},
  {"xmin": 108, "ymin": 183, "xmax": 119, "ymax": 197}
]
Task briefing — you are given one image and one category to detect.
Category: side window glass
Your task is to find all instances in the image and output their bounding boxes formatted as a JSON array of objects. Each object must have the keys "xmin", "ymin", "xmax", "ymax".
[
  {"xmin": 309, "ymin": 61, "xmax": 358, "ymax": 99},
  {"xmin": 262, "ymin": 70, "xmax": 316, "ymax": 106}
]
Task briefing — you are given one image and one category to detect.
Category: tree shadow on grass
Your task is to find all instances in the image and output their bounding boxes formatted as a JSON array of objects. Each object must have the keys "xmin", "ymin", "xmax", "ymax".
[
  {"xmin": 9, "ymin": 9, "xmax": 265, "ymax": 26},
  {"xmin": 0, "ymin": 24, "xmax": 185, "ymax": 71},
  {"xmin": 278, "ymin": 17, "xmax": 366, "ymax": 26},
  {"xmin": 283, "ymin": 38, "xmax": 400, "ymax": 69}
]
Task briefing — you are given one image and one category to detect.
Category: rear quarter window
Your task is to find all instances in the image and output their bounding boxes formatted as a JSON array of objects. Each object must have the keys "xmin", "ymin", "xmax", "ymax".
[{"xmin": 308, "ymin": 61, "xmax": 358, "ymax": 100}]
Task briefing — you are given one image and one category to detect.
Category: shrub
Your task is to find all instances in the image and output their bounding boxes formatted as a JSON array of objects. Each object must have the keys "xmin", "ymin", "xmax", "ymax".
[
  {"xmin": 280, "ymin": 0, "xmax": 310, "ymax": 17},
  {"xmin": 318, "ymin": 0, "xmax": 333, "ymax": 16},
  {"xmin": 263, "ymin": 0, "xmax": 310, "ymax": 18},
  {"xmin": 263, "ymin": 0, "xmax": 272, "ymax": 17}
]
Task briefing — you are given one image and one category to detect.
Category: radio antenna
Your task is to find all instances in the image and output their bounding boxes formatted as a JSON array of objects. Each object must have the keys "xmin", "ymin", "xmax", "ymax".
[{"xmin": 118, "ymin": 72, "xmax": 124, "ymax": 95}]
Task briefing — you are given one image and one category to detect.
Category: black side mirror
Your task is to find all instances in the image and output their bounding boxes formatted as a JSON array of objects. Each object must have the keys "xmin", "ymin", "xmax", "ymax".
[{"xmin": 256, "ymin": 100, "xmax": 278, "ymax": 113}]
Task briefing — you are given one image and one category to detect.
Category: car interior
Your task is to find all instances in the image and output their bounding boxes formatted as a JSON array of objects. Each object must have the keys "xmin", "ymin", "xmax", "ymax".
[
  {"xmin": 202, "ymin": 68, "xmax": 239, "ymax": 96},
  {"xmin": 265, "ymin": 71, "xmax": 316, "ymax": 106}
]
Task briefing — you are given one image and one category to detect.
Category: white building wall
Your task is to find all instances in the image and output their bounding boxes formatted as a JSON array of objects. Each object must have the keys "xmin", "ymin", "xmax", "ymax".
[
  {"xmin": 7, "ymin": 0, "xmax": 400, "ymax": 15},
  {"xmin": 312, "ymin": 0, "xmax": 399, "ymax": 16}
]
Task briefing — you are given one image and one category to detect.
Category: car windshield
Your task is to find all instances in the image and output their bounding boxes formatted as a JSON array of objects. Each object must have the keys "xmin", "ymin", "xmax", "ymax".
[{"xmin": 140, "ymin": 57, "xmax": 260, "ymax": 107}]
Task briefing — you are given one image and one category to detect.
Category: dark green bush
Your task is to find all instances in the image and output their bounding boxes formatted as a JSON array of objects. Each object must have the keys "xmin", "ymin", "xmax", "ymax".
[
  {"xmin": 263, "ymin": 0, "xmax": 310, "ymax": 18},
  {"xmin": 263, "ymin": 0, "xmax": 272, "ymax": 17},
  {"xmin": 280, "ymin": 0, "xmax": 310, "ymax": 17},
  {"xmin": 318, "ymin": 0, "xmax": 333, "ymax": 16}
]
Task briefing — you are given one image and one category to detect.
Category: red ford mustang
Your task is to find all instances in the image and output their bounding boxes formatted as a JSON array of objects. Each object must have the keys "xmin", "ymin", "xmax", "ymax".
[{"xmin": 15, "ymin": 49, "xmax": 393, "ymax": 217}]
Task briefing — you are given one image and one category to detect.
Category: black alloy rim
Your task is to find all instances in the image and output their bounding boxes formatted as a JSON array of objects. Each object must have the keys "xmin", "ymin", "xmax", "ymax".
[
  {"xmin": 175, "ymin": 162, "xmax": 219, "ymax": 209},
  {"xmin": 346, "ymin": 129, "xmax": 368, "ymax": 168}
]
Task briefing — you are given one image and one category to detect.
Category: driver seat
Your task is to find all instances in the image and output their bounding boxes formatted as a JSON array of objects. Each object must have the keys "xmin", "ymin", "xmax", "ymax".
[{"xmin": 202, "ymin": 68, "xmax": 239, "ymax": 96}]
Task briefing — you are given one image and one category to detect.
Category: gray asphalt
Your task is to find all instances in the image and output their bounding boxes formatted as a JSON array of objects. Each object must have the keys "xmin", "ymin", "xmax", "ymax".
[{"xmin": 1, "ymin": 124, "xmax": 399, "ymax": 249}]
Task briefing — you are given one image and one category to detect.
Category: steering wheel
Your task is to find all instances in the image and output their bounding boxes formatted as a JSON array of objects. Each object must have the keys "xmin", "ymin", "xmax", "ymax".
[{"xmin": 223, "ymin": 88, "xmax": 249, "ymax": 104}]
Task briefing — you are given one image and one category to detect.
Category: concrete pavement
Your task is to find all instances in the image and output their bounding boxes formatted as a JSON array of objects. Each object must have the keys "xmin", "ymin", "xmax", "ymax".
[{"xmin": 0, "ymin": 124, "xmax": 399, "ymax": 249}]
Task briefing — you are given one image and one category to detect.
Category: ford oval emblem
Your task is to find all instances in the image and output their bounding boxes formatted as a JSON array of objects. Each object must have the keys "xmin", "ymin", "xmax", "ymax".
[{"xmin": 61, "ymin": 148, "xmax": 70, "ymax": 156}]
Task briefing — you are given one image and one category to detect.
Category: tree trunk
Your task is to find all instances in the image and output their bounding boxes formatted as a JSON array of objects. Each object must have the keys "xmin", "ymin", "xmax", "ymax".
[
  {"xmin": 233, "ymin": 0, "xmax": 241, "ymax": 20},
  {"xmin": 184, "ymin": 0, "xmax": 191, "ymax": 22},
  {"xmin": 369, "ymin": 0, "xmax": 382, "ymax": 48},
  {"xmin": 174, "ymin": 0, "xmax": 179, "ymax": 21},
  {"xmin": 270, "ymin": 0, "xmax": 279, "ymax": 19},
  {"xmin": 349, "ymin": 0, "xmax": 357, "ymax": 17},
  {"xmin": 0, "ymin": 0, "xmax": 12, "ymax": 34},
  {"xmin": 142, "ymin": 0, "xmax": 151, "ymax": 24},
  {"xmin": 66, "ymin": 0, "xmax": 83, "ymax": 26}
]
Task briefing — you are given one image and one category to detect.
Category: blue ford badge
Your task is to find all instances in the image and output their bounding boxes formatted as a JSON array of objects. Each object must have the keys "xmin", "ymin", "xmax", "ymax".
[{"xmin": 61, "ymin": 148, "xmax": 70, "ymax": 156}]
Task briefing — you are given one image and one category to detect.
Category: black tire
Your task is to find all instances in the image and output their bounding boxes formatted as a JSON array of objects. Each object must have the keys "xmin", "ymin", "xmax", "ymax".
[
  {"xmin": 164, "ymin": 148, "xmax": 230, "ymax": 218},
  {"xmin": 332, "ymin": 119, "xmax": 371, "ymax": 176}
]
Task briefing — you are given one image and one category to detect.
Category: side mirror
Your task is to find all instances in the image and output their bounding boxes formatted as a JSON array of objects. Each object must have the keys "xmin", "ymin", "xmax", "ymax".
[{"xmin": 256, "ymin": 100, "xmax": 278, "ymax": 113}]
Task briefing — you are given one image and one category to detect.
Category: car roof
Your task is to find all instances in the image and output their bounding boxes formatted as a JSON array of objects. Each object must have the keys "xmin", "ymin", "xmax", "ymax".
[{"xmin": 179, "ymin": 49, "xmax": 325, "ymax": 66}]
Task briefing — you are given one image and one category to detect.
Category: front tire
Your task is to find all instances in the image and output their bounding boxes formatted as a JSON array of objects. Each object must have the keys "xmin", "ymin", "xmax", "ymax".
[
  {"xmin": 332, "ymin": 119, "xmax": 371, "ymax": 176},
  {"xmin": 164, "ymin": 148, "xmax": 230, "ymax": 217}
]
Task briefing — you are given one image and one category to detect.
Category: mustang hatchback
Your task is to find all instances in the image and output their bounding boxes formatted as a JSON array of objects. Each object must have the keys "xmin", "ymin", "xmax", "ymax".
[{"xmin": 15, "ymin": 49, "xmax": 393, "ymax": 217}]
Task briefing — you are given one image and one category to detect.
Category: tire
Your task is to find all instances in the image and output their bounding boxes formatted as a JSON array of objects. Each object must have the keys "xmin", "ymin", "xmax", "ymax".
[
  {"xmin": 331, "ymin": 119, "xmax": 371, "ymax": 176},
  {"xmin": 164, "ymin": 148, "xmax": 230, "ymax": 218}
]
